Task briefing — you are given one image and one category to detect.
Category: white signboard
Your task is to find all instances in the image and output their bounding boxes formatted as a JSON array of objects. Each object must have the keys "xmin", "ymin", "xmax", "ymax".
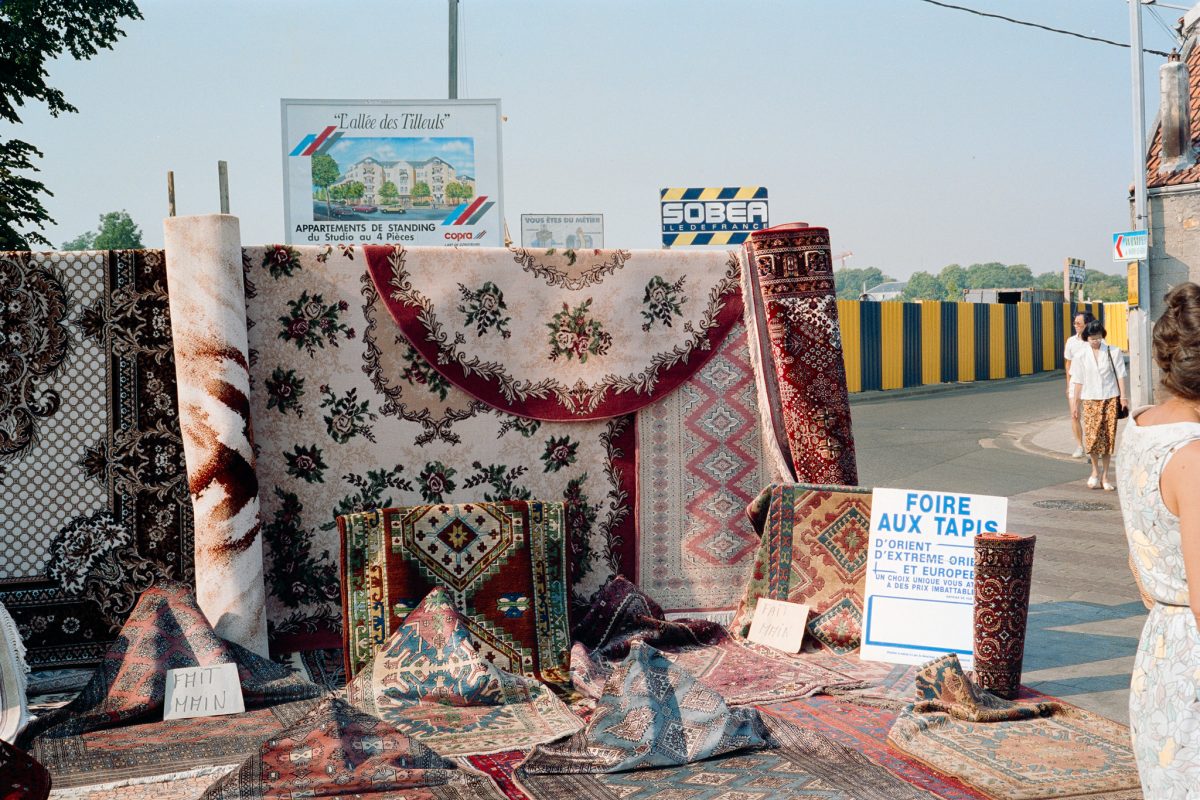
[
  {"xmin": 281, "ymin": 99, "xmax": 503, "ymax": 246},
  {"xmin": 520, "ymin": 214, "xmax": 604, "ymax": 249},
  {"xmin": 163, "ymin": 663, "xmax": 245, "ymax": 720},
  {"xmin": 860, "ymin": 488, "xmax": 1008, "ymax": 668},
  {"xmin": 747, "ymin": 598, "xmax": 809, "ymax": 653},
  {"xmin": 1112, "ymin": 230, "xmax": 1148, "ymax": 262}
]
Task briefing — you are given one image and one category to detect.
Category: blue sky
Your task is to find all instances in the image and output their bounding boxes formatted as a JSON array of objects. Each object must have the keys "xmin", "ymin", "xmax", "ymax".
[
  {"xmin": 2, "ymin": 0, "xmax": 1185, "ymax": 278},
  {"xmin": 324, "ymin": 137, "xmax": 476, "ymax": 178}
]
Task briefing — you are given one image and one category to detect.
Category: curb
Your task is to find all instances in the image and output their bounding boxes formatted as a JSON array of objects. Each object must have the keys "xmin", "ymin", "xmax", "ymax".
[{"xmin": 848, "ymin": 370, "xmax": 1064, "ymax": 405}]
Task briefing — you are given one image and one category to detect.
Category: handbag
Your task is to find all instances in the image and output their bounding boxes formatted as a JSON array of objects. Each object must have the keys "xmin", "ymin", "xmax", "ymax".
[{"xmin": 1105, "ymin": 347, "xmax": 1129, "ymax": 419}]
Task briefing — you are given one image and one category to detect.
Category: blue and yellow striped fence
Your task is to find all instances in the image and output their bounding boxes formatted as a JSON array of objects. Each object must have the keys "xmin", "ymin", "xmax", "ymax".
[{"xmin": 836, "ymin": 300, "xmax": 1124, "ymax": 392}]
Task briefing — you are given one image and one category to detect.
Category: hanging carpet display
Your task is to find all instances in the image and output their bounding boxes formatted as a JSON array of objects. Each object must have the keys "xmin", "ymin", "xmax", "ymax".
[{"xmin": 0, "ymin": 249, "xmax": 193, "ymax": 669}]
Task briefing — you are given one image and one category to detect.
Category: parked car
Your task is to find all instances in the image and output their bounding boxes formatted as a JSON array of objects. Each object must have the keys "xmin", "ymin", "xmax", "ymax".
[
  {"xmin": 329, "ymin": 205, "xmax": 353, "ymax": 218},
  {"xmin": 351, "ymin": 204, "xmax": 377, "ymax": 213},
  {"xmin": 379, "ymin": 205, "xmax": 407, "ymax": 214}
]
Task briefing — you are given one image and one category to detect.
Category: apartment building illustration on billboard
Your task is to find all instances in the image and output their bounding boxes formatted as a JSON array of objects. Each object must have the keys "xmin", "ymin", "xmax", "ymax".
[{"xmin": 336, "ymin": 155, "xmax": 474, "ymax": 206}]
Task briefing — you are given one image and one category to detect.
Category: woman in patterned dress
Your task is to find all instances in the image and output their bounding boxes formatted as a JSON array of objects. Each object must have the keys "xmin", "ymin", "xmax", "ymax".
[
  {"xmin": 1064, "ymin": 311, "xmax": 1095, "ymax": 459},
  {"xmin": 1070, "ymin": 319, "xmax": 1127, "ymax": 490},
  {"xmin": 1116, "ymin": 282, "xmax": 1200, "ymax": 797}
]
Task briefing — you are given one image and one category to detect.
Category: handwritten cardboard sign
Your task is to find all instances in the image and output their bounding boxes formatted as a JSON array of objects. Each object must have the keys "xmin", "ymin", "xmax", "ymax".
[
  {"xmin": 163, "ymin": 662, "xmax": 245, "ymax": 720},
  {"xmin": 747, "ymin": 598, "xmax": 809, "ymax": 653}
]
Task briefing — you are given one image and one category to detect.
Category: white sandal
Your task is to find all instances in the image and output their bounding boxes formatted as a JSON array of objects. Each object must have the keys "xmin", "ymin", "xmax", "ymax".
[
  {"xmin": 1102, "ymin": 481, "xmax": 1116, "ymax": 492},
  {"xmin": 1087, "ymin": 476, "xmax": 1100, "ymax": 489}
]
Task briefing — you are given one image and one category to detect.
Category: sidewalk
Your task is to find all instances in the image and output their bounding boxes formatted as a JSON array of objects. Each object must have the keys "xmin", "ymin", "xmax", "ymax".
[{"xmin": 1007, "ymin": 414, "xmax": 1141, "ymax": 724}]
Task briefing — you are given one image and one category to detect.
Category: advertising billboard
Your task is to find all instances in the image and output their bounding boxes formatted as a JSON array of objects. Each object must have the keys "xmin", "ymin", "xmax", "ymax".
[
  {"xmin": 660, "ymin": 186, "xmax": 768, "ymax": 247},
  {"xmin": 281, "ymin": 99, "xmax": 503, "ymax": 246},
  {"xmin": 520, "ymin": 214, "xmax": 604, "ymax": 249}
]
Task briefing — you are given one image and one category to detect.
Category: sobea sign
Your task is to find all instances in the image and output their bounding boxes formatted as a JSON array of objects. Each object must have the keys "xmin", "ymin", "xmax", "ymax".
[
  {"xmin": 1112, "ymin": 230, "xmax": 1148, "ymax": 262},
  {"xmin": 861, "ymin": 488, "xmax": 1007, "ymax": 669},
  {"xmin": 660, "ymin": 186, "xmax": 768, "ymax": 247}
]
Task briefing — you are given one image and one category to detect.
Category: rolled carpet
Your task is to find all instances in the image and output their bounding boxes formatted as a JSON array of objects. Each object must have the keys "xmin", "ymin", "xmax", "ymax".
[{"xmin": 973, "ymin": 533, "xmax": 1036, "ymax": 700}]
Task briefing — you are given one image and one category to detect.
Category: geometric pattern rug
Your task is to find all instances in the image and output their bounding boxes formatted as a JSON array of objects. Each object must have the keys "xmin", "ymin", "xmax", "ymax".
[
  {"xmin": 513, "ymin": 711, "xmax": 939, "ymax": 799},
  {"xmin": 0, "ymin": 250, "xmax": 194, "ymax": 668},
  {"xmin": 730, "ymin": 482, "xmax": 873, "ymax": 654},
  {"xmin": 887, "ymin": 697, "xmax": 1142, "ymax": 800},
  {"xmin": 344, "ymin": 589, "xmax": 582, "ymax": 757},
  {"xmin": 338, "ymin": 500, "xmax": 571, "ymax": 685}
]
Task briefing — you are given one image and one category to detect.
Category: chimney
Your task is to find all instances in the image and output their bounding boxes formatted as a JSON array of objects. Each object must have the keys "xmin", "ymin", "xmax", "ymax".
[{"xmin": 1159, "ymin": 52, "xmax": 1193, "ymax": 172}]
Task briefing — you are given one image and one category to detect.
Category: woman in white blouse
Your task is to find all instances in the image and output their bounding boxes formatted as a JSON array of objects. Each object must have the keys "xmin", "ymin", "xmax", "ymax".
[
  {"xmin": 1070, "ymin": 319, "xmax": 1128, "ymax": 490},
  {"xmin": 1063, "ymin": 311, "xmax": 1095, "ymax": 458}
]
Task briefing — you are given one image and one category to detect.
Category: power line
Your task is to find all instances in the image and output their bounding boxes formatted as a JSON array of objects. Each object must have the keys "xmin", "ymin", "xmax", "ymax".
[
  {"xmin": 1147, "ymin": 5, "xmax": 1183, "ymax": 47},
  {"xmin": 916, "ymin": 0, "xmax": 1172, "ymax": 57}
]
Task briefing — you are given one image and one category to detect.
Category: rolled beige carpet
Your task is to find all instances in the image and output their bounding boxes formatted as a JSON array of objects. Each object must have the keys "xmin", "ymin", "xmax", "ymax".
[{"xmin": 164, "ymin": 215, "xmax": 268, "ymax": 656}]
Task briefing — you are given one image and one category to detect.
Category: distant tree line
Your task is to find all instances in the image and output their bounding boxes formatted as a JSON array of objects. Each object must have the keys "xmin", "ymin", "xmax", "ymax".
[{"xmin": 834, "ymin": 263, "xmax": 1128, "ymax": 303}]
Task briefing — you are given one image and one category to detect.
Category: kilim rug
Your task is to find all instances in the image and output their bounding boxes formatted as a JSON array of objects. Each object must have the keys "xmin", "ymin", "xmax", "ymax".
[
  {"xmin": 742, "ymin": 224, "xmax": 859, "ymax": 485},
  {"xmin": 569, "ymin": 577, "xmax": 861, "ymax": 707},
  {"xmin": 520, "ymin": 642, "xmax": 767, "ymax": 774},
  {"xmin": 362, "ymin": 245, "xmax": 743, "ymax": 421},
  {"xmin": 514, "ymin": 711, "xmax": 939, "ymax": 799},
  {"xmin": 345, "ymin": 588, "xmax": 582, "ymax": 756},
  {"xmin": 201, "ymin": 696, "xmax": 504, "ymax": 799},
  {"xmin": 0, "ymin": 738, "xmax": 50, "ymax": 800},
  {"xmin": 0, "ymin": 249, "xmax": 193, "ymax": 668},
  {"xmin": 888, "ymin": 660, "xmax": 1141, "ymax": 800},
  {"xmin": 338, "ymin": 500, "xmax": 571, "ymax": 684},
  {"xmin": 730, "ymin": 482, "xmax": 873, "ymax": 654},
  {"xmin": 239, "ymin": 243, "xmax": 636, "ymax": 646}
]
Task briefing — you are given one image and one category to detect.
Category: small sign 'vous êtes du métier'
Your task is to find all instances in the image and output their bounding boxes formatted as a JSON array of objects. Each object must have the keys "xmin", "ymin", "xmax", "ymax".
[{"xmin": 163, "ymin": 663, "xmax": 245, "ymax": 720}]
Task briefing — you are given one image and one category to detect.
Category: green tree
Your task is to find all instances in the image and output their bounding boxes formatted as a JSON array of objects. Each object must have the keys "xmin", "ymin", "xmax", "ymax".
[
  {"xmin": 62, "ymin": 210, "xmax": 143, "ymax": 250},
  {"xmin": 446, "ymin": 181, "xmax": 474, "ymax": 201},
  {"xmin": 344, "ymin": 181, "xmax": 365, "ymax": 203},
  {"xmin": 1033, "ymin": 271, "xmax": 1063, "ymax": 291},
  {"xmin": 938, "ymin": 264, "xmax": 966, "ymax": 299},
  {"xmin": 379, "ymin": 180, "xmax": 399, "ymax": 205},
  {"xmin": 412, "ymin": 181, "xmax": 431, "ymax": 203},
  {"xmin": 310, "ymin": 154, "xmax": 340, "ymax": 217},
  {"xmin": 902, "ymin": 271, "xmax": 947, "ymax": 301},
  {"xmin": 834, "ymin": 267, "xmax": 893, "ymax": 300},
  {"xmin": 1, "ymin": 2, "xmax": 142, "ymax": 248},
  {"xmin": 1083, "ymin": 269, "xmax": 1128, "ymax": 302}
]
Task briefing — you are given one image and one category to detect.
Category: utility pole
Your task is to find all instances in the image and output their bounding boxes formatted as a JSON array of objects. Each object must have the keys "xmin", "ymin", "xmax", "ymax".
[
  {"xmin": 448, "ymin": 0, "xmax": 459, "ymax": 99},
  {"xmin": 1129, "ymin": 0, "xmax": 1154, "ymax": 406}
]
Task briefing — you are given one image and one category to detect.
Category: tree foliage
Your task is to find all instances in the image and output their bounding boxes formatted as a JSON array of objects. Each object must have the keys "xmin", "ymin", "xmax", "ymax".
[
  {"xmin": 834, "ymin": 267, "xmax": 894, "ymax": 300},
  {"xmin": 901, "ymin": 271, "xmax": 945, "ymax": 301},
  {"xmin": 63, "ymin": 209, "xmax": 143, "ymax": 250},
  {"xmin": 379, "ymin": 180, "xmax": 398, "ymax": 203},
  {"xmin": 310, "ymin": 154, "xmax": 340, "ymax": 216},
  {"xmin": 1, "ymin": 1, "xmax": 142, "ymax": 248},
  {"xmin": 412, "ymin": 181, "xmax": 431, "ymax": 199},
  {"xmin": 446, "ymin": 181, "xmax": 473, "ymax": 201}
]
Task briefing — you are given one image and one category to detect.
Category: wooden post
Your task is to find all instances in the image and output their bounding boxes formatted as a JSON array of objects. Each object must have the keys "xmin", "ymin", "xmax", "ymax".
[
  {"xmin": 218, "ymin": 161, "xmax": 230, "ymax": 214},
  {"xmin": 167, "ymin": 171, "xmax": 176, "ymax": 217}
]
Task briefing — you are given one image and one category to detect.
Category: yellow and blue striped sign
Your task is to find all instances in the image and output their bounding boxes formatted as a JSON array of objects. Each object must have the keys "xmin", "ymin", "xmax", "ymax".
[{"xmin": 660, "ymin": 186, "xmax": 769, "ymax": 247}]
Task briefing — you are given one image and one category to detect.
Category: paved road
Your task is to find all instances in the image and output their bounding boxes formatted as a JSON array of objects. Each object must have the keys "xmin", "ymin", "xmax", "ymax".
[{"xmin": 849, "ymin": 373, "xmax": 1141, "ymax": 723}]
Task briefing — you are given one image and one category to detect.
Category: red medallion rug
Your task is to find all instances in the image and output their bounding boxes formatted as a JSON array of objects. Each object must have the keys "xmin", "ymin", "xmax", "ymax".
[
  {"xmin": 362, "ymin": 245, "xmax": 743, "ymax": 421},
  {"xmin": 0, "ymin": 739, "xmax": 50, "ymax": 800}
]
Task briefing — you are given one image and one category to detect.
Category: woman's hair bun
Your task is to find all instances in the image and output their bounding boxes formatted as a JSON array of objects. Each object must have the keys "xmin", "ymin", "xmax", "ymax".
[{"xmin": 1153, "ymin": 282, "xmax": 1200, "ymax": 401}]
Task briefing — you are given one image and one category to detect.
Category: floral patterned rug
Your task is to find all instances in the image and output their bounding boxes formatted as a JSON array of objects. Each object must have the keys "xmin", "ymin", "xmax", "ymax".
[
  {"xmin": 0, "ymin": 250, "xmax": 194, "ymax": 669},
  {"xmin": 363, "ymin": 246, "xmax": 744, "ymax": 421}
]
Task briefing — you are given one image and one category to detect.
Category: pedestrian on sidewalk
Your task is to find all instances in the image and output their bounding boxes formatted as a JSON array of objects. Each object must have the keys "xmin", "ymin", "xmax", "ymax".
[
  {"xmin": 1069, "ymin": 319, "xmax": 1127, "ymax": 490},
  {"xmin": 1064, "ymin": 311, "xmax": 1095, "ymax": 459},
  {"xmin": 1115, "ymin": 281, "xmax": 1200, "ymax": 798}
]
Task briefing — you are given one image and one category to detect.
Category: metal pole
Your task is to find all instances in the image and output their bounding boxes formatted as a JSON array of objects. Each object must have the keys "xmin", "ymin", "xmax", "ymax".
[
  {"xmin": 1129, "ymin": 0, "xmax": 1154, "ymax": 406},
  {"xmin": 448, "ymin": 0, "xmax": 458, "ymax": 99},
  {"xmin": 167, "ymin": 171, "xmax": 176, "ymax": 217}
]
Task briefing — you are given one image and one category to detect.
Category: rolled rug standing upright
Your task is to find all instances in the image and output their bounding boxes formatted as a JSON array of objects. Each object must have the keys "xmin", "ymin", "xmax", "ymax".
[
  {"xmin": 973, "ymin": 532, "xmax": 1036, "ymax": 699},
  {"xmin": 741, "ymin": 224, "xmax": 858, "ymax": 485},
  {"xmin": 164, "ymin": 215, "xmax": 268, "ymax": 656}
]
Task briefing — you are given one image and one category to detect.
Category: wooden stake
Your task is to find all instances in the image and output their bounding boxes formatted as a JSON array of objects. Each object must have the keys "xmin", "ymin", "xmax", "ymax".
[
  {"xmin": 167, "ymin": 171, "xmax": 176, "ymax": 217},
  {"xmin": 218, "ymin": 161, "xmax": 230, "ymax": 214}
]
